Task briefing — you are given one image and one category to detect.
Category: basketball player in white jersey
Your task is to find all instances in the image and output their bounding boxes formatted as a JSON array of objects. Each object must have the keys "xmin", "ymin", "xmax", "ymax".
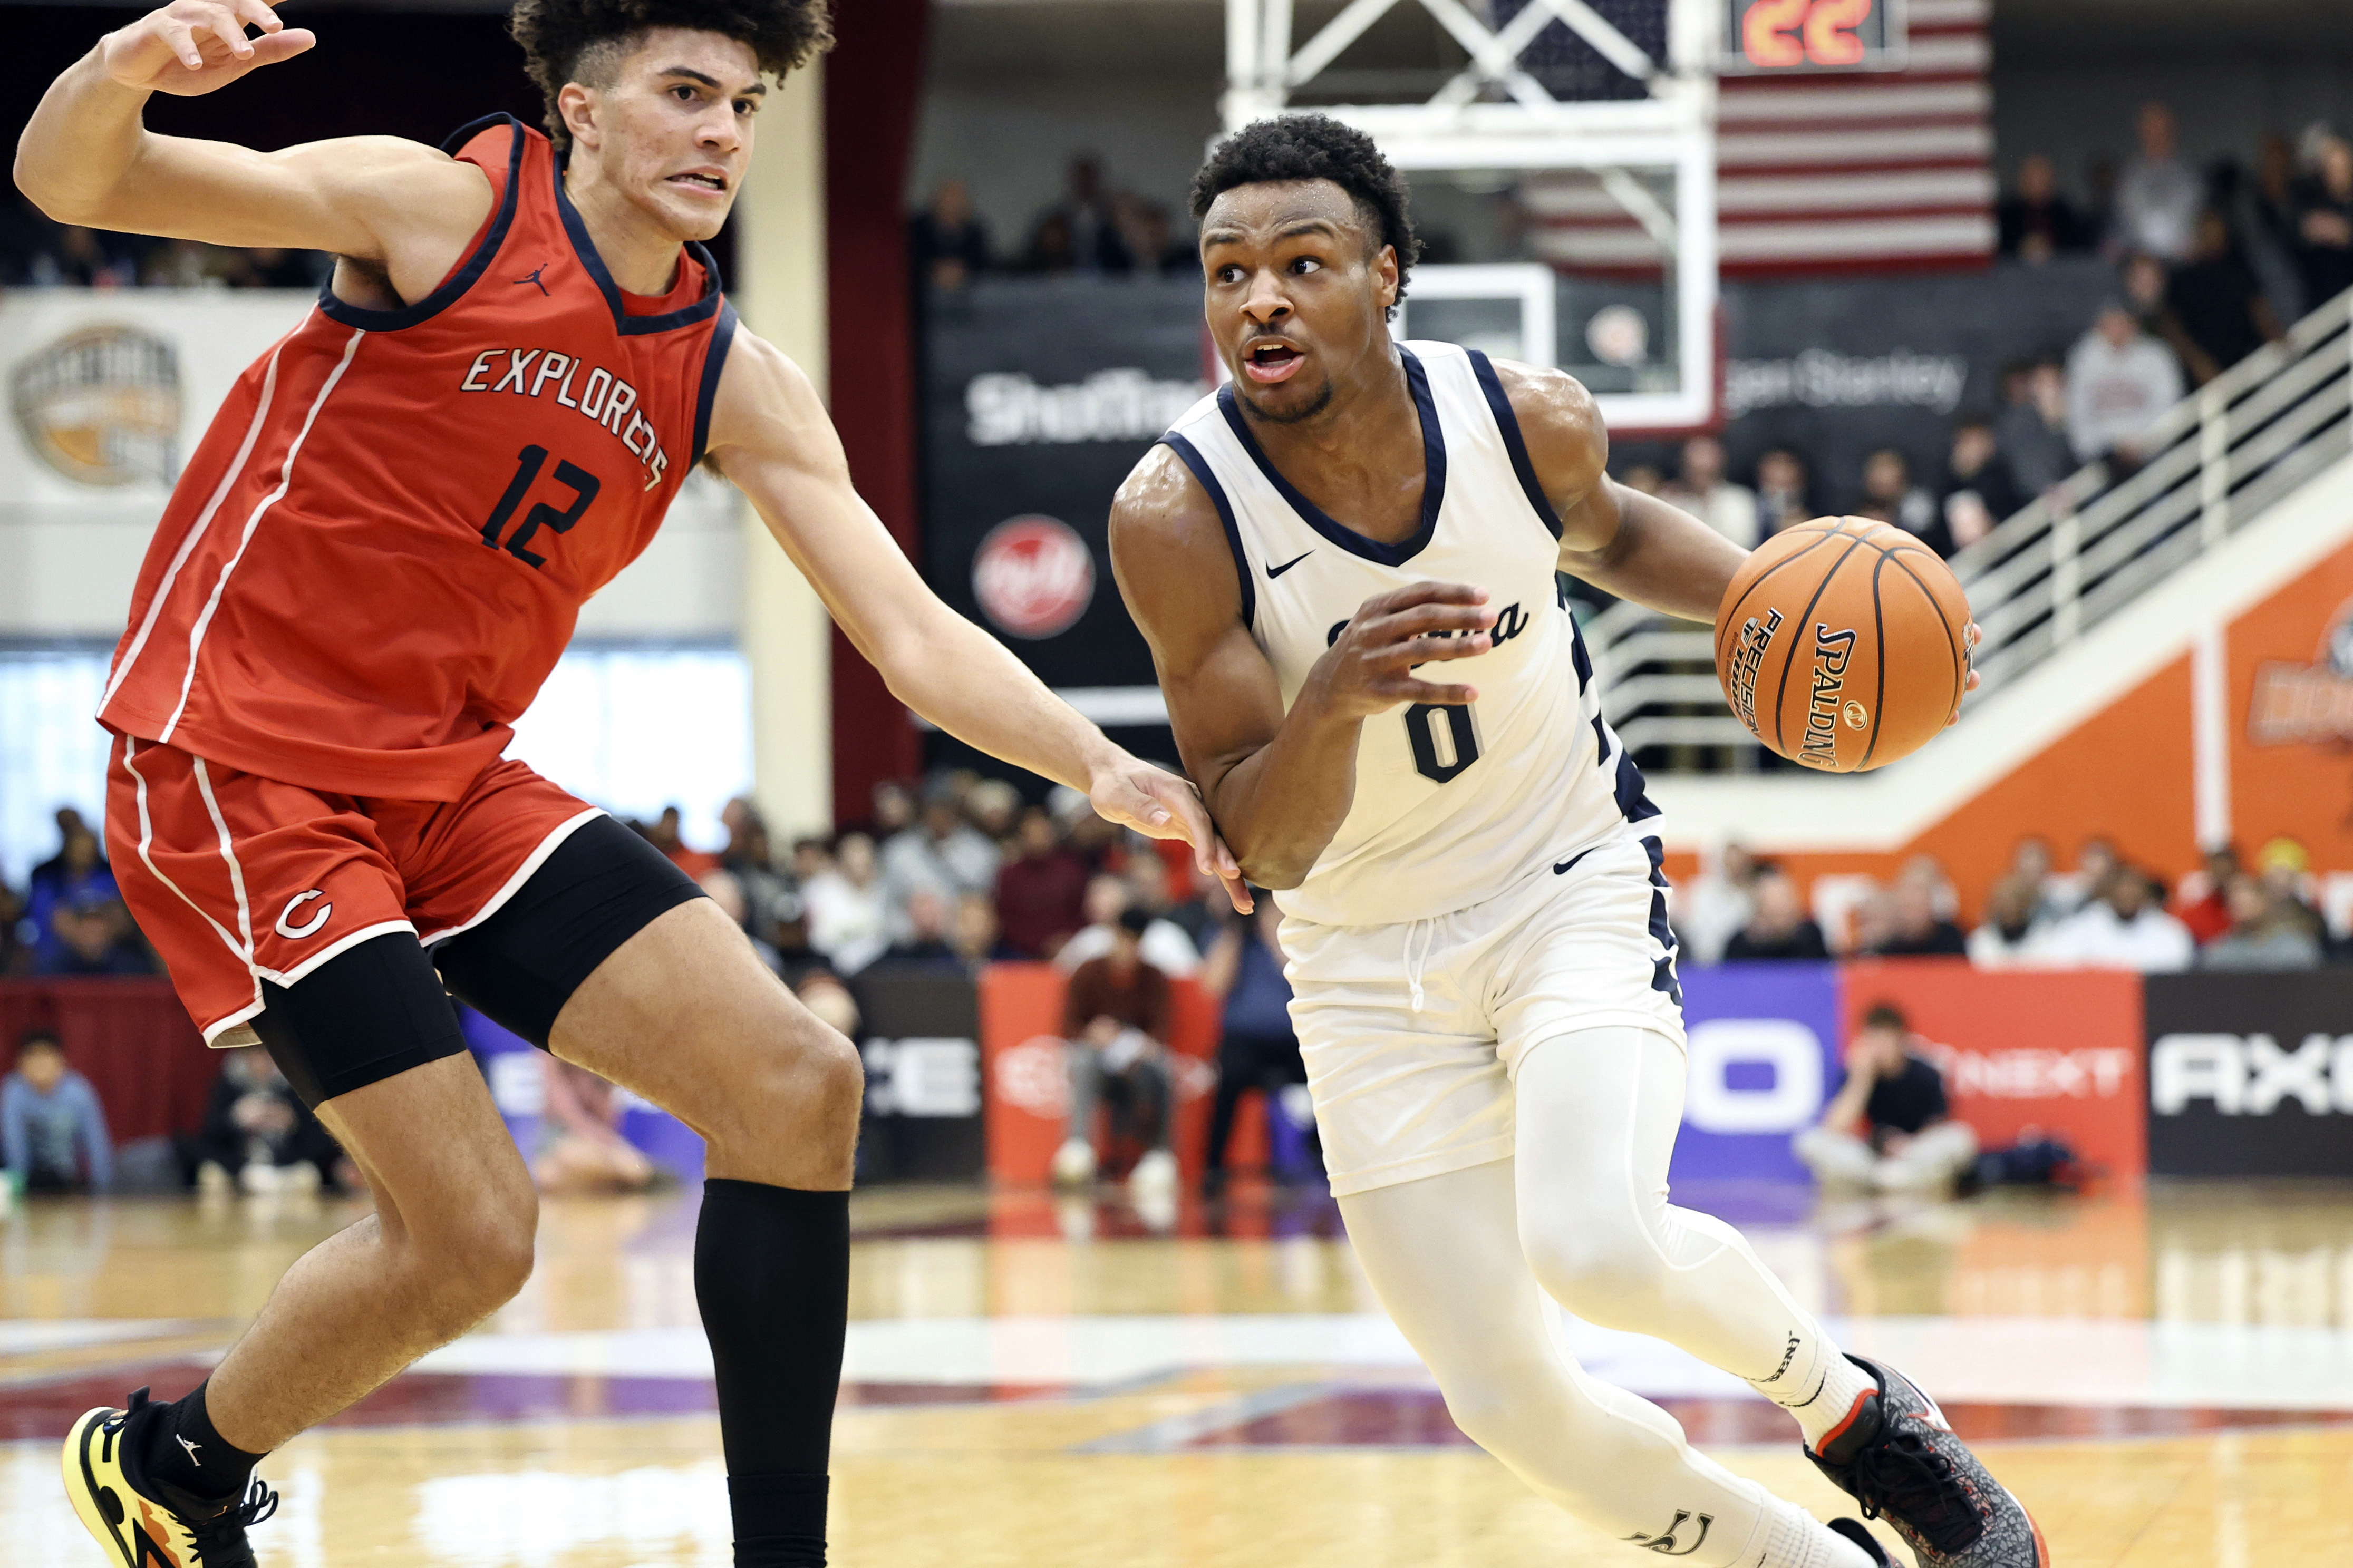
[{"xmin": 1110, "ymin": 118, "xmax": 2045, "ymax": 1568}]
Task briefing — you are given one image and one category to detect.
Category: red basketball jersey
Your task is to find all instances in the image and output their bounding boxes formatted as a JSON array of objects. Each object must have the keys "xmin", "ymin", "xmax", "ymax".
[{"xmin": 99, "ymin": 115, "xmax": 737, "ymax": 801}]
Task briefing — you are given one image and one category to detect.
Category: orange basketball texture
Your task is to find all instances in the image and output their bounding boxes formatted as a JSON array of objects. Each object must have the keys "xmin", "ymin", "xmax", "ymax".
[{"xmin": 1713, "ymin": 517, "xmax": 1972, "ymax": 773}]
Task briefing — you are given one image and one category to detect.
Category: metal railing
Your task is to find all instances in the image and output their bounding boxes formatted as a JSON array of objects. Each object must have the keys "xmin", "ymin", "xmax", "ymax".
[{"xmin": 1590, "ymin": 286, "xmax": 2353, "ymax": 765}]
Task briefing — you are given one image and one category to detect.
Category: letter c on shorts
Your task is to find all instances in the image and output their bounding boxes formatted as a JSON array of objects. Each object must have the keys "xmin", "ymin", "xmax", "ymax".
[{"xmin": 275, "ymin": 889, "xmax": 333, "ymax": 941}]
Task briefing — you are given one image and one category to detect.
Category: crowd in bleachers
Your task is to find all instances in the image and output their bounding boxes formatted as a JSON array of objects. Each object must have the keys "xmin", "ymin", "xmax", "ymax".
[
  {"xmin": 1611, "ymin": 100, "xmax": 2351, "ymax": 562},
  {"xmin": 909, "ymin": 155, "xmax": 1203, "ymax": 290},
  {"xmin": 1678, "ymin": 834, "xmax": 2346, "ymax": 975},
  {"xmin": 622, "ymin": 772, "xmax": 1240, "ymax": 1005},
  {"xmin": 0, "ymin": 809, "xmax": 158, "ymax": 979},
  {"xmin": 0, "ymin": 197, "xmax": 328, "ymax": 289}
]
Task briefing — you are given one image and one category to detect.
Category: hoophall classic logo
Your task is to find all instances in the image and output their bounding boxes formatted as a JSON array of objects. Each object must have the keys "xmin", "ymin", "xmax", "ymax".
[
  {"xmin": 2249, "ymin": 595, "xmax": 2353, "ymax": 745},
  {"xmin": 1723, "ymin": 610, "xmax": 1868, "ymax": 765},
  {"xmin": 9, "ymin": 325, "xmax": 181, "ymax": 486}
]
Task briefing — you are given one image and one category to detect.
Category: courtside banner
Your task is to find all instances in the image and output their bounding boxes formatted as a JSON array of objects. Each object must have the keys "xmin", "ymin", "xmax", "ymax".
[
  {"xmin": 2145, "ymin": 971, "xmax": 2353, "ymax": 1177},
  {"xmin": 851, "ymin": 966, "xmax": 986, "ymax": 1182},
  {"xmin": 1839, "ymin": 960, "xmax": 2147, "ymax": 1180},
  {"xmin": 1669, "ymin": 962, "xmax": 1841, "ymax": 1184}
]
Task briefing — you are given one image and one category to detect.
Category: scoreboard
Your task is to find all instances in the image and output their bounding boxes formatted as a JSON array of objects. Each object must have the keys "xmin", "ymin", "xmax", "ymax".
[{"xmin": 1722, "ymin": 0, "xmax": 1906, "ymax": 73}]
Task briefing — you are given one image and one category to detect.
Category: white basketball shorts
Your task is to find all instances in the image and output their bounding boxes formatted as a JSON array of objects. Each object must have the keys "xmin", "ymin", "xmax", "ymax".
[{"xmin": 1278, "ymin": 830, "xmax": 1686, "ymax": 1197}]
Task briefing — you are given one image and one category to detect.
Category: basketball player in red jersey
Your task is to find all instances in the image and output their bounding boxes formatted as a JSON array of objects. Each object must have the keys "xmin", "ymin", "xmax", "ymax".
[{"xmin": 16, "ymin": 3, "xmax": 1244, "ymax": 1565}]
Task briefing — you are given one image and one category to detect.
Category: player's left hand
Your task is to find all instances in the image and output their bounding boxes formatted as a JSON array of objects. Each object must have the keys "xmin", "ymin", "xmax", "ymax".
[
  {"xmin": 1949, "ymin": 621, "xmax": 1984, "ymax": 726},
  {"xmin": 1089, "ymin": 757, "xmax": 1253, "ymax": 914}
]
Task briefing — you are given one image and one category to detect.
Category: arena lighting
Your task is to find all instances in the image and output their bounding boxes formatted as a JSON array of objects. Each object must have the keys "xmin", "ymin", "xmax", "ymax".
[{"xmin": 1221, "ymin": 0, "xmax": 1722, "ymax": 430}]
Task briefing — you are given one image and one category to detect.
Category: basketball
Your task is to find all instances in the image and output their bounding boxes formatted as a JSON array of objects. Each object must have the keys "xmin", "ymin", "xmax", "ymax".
[{"xmin": 1713, "ymin": 517, "xmax": 1972, "ymax": 773}]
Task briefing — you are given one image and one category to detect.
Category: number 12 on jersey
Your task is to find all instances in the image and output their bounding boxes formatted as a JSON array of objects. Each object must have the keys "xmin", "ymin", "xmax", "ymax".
[
  {"xmin": 1406, "ymin": 702, "xmax": 1480, "ymax": 784},
  {"xmin": 481, "ymin": 444, "xmax": 601, "ymax": 569}
]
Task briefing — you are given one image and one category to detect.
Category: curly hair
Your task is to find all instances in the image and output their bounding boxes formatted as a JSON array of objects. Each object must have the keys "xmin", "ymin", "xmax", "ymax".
[
  {"xmin": 510, "ymin": 0, "xmax": 834, "ymax": 148},
  {"xmin": 1189, "ymin": 114, "xmax": 1420, "ymax": 316}
]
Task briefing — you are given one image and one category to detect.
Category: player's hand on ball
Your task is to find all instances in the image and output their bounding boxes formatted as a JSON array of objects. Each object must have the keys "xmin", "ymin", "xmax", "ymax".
[
  {"xmin": 1089, "ymin": 758, "xmax": 1253, "ymax": 914},
  {"xmin": 103, "ymin": 0, "xmax": 312, "ymax": 96},
  {"xmin": 1950, "ymin": 621, "xmax": 1984, "ymax": 726},
  {"xmin": 1318, "ymin": 581, "xmax": 1495, "ymax": 719}
]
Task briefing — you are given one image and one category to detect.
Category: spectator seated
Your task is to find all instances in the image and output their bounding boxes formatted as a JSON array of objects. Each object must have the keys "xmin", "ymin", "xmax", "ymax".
[
  {"xmin": 1052, "ymin": 909, "xmax": 1178, "ymax": 1196},
  {"xmin": 1794, "ymin": 1004, "xmax": 1977, "ymax": 1194},
  {"xmin": 177, "ymin": 1045, "xmax": 346, "ymax": 1194},
  {"xmin": 4, "ymin": 1029, "xmax": 112, "ymax": 1194}
]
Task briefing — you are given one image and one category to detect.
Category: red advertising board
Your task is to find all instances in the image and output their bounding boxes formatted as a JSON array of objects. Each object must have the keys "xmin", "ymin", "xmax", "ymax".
[
  {"xmin": 977, "ymin": 962, "xmax": 1263, "ymax": 1183},
  {"xmin": 1838, "ymin": 961, "xmax": 2147, "ymax": 1180}
]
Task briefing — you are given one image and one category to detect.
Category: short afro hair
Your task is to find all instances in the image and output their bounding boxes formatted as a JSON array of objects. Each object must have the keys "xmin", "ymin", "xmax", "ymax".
[
  {"xmin": 510, "ymin": 0, "xmax": 834, "ymax": 149},
  {"xmin": 1189, "ymin": 114, "xmax": 1420, "ymax": 317}
]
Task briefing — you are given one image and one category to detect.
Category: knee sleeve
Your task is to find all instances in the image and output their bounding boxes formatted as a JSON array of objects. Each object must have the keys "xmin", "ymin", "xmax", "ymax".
[{"xmin": 1518, "ymin": 1210, "xmax": 1670, "ymax": 1320}]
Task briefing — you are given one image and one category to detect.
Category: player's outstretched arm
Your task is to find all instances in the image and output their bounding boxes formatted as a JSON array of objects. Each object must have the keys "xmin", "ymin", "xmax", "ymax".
[
  {"xmin": 1109, "ymin": 446, "xmax": 1493, "ymax": 891},
  {"xmin": 706, "ymin": 330, "xmax": 1246, "ymax": 909},
  {"xmin": 15, "ymin": 1, "xmax": 488, "ymax": 277}
]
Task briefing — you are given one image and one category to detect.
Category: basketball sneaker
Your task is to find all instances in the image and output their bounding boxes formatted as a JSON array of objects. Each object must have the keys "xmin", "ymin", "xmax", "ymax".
[
  {"xmin": 1805, "ymin": 1356, "xmax": 2049, "ymax": 1568},
  {"xmin": 1828, "ymin": 1517, "xmax": 1896, "ymax": 1565},
  {"xmin": 62, "ymin": 1388, "xmax": 277, "ymax": 1568}
]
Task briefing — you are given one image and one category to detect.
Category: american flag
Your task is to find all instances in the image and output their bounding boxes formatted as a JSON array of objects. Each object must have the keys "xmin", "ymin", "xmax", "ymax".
[{"xmin": 1522, "ymin": 0, "xmax": 1994, "ymax": 276}]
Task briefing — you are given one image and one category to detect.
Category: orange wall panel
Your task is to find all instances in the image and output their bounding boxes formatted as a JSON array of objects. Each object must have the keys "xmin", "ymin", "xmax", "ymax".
[{"xmin": 1910, "ymin": 654, "xmax": 2198, "ymax": 916}]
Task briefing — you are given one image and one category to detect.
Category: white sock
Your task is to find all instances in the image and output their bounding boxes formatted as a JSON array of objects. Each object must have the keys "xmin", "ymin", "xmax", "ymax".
[
  {"xmin": 1741, "ymin": 1498, "xmax": 1878, "ymax": 1568},
  {"xmin": 1764, "ymin": 1350, "xmax": 1879, "ymax": 1450}
]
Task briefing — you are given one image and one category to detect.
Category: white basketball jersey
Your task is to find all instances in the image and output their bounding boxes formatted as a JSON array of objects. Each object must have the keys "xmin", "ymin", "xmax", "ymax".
[{"xmin": 1161, "ymin": 342, "xmax": 1659, "ymax": 928}]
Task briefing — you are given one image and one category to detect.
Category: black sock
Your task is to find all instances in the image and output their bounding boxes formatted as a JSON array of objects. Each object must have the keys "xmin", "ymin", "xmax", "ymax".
[
  {"xmin": 695, "ymin": 1179, "xmax": 850, "ymax": 1568},
  {"xmin": 131, "ymin": 1380, "xmax": 265, "ymax": 1505}
]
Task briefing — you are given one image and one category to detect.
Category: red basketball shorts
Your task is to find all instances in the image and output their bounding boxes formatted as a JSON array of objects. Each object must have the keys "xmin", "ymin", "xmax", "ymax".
[{"xmin": 106, "ymin": 735, "xmax": 603, "ymax": 1044}]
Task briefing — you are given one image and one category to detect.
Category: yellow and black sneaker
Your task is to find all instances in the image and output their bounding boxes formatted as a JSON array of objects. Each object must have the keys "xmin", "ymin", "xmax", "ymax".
[{"xmin": 62, "ymin": 1388, "xmax": 277, "ymax": 1567}]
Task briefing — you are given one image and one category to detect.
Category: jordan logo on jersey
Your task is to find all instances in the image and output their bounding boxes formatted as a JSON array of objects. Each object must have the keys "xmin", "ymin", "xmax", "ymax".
[{"xmin": 459, "ymin": 348, "xmax": 672, "ymax": 487}]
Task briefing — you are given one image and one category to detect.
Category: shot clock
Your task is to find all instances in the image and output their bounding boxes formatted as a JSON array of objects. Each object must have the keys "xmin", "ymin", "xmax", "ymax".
[{"xmin": 1722, "ymin": 0, "xmax": 1906, "ymax": 73}]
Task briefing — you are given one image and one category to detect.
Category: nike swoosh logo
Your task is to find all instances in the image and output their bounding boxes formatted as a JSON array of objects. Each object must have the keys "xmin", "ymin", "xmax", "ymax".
[
  {"xmin": 1553, "ymin": 847, "xmax": 1600, "ymax": 876},
  {"xmin": 1266, "ymin": 551, "xmax": 1313, "ymax": 579}
]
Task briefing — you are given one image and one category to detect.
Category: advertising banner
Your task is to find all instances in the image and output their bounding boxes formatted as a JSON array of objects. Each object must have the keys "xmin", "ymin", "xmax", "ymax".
[
  {"xmin": 1839, "ymin": 960, "xmax": 2147, "ymax": 1179},
  {"xmin": 1669, "ymin": 962, "xmax": 1841, "ymax": 1185},
  {"xmin": 1715, "ymin": 259, "xmax": 2113, "ymax": 502},
  {"xmin": 921, "ymin": 279, "xmax": 1211, "ymax": 724},
  {"xmin": 0, "ymin": 290, "xmax": 307, "ymax": 636},
  {"xmin": 2145, "ymin": 971, "xmax": 2353, "ymax": 1177},
  {"xmin": 852, "ymin": 965, "xmax": 986, "ymax": 1182}
]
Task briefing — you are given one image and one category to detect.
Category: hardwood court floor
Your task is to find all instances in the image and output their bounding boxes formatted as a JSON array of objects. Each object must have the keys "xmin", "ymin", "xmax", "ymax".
[{"xmin": 6, "ymin": 1178, "xmax": 2353, "ymax": 1566}]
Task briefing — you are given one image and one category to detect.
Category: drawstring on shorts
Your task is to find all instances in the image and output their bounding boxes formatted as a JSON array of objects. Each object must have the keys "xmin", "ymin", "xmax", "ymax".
[{"xmin": 1403, "ymin": 916, "xmax": 1436, "ymax": 1014}]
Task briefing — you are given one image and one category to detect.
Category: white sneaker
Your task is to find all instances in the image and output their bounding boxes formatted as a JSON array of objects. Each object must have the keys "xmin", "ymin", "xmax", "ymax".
[
  {"xmin": 1050, "ymin": 1139, "xmax": 1098, "ymax": 1185},
  {"xmin": 195, "ymin": 1161, "xmax": 231, "ymax": 1195},
  {"xmin": 238, "ymin": 1162, "xmax": 280, "ymax": 1195},
  {"xmin": 278, "ymin": 1161, "xmax": 322, "ymax": 1194},
  {"xmin": 1128, "ymin": 1148, "xmax": 1178, "ymax": 1198}
]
